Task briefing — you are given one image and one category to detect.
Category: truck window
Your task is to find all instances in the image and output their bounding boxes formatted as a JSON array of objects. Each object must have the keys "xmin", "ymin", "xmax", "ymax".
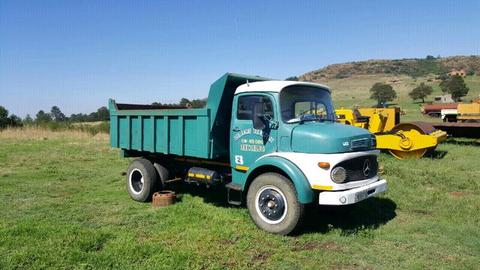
[
  {"xmin": 237, "ymin": 95, "xmax": 274, "ymax": 120},
  {"xmin": 294, "ymin": 101, "xmax": 327, "ymax": 118},
  {"xmin": 280, "ymin": 85, "xmax": 334, "ymax": 123}
]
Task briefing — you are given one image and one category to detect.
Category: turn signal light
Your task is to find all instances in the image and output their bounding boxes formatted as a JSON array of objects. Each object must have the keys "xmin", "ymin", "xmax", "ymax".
[{"xmin": 318, "ymin": 162, "xmax": 330, "ymax": 169}]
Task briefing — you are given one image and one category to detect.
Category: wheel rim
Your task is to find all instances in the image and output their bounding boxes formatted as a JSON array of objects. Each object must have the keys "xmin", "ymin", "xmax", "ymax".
[
  {"xmin": 129, "ymin": 169, "xmax": 144, "ymax": 194},
  {"xmin": 255, "ymin": 185, "xmax": 287, "ymax": 225},
  {"xmin": 389, "ymin": 122, "xmax": 436, "ymax": 159}
]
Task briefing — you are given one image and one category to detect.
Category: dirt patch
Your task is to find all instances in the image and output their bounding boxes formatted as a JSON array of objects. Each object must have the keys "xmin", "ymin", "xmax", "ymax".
[
  {"xmin": 219, "ymin": 238, "xmax": 237, "ymax": 246},
  {"xmin": 448, "ymin": 191, "xmax": 466, "ymax": 198},
  {"xmin": 245, "ymin": 250, "xmax": 272, "ymax": 267},
  {"xmin": 320, "ymin": 241, "xmax": 342, "ymax": 251},
  {"xmin": 292, "ymin": 241, "xmax": 319, "ymax": 251},
  {"xmin": 331, "ymin": 264, "xmax": 374, "ymax": 270},
  {"xmin": 255, "ymin": 251, "xmax": 271, "ymax": 261}
]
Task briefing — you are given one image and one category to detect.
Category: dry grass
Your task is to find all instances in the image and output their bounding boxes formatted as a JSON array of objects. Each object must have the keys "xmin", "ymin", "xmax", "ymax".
[
  {"xmin": 70, "ymin": 121, "xmax": 105, "ymax": 127},
  {"xmin": 0, "ymin": 126, "xmax": 108, "ymax": 141}
]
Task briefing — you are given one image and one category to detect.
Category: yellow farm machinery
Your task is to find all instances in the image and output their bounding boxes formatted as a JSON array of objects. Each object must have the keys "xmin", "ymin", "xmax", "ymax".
[{"xmin": 335, "ymin": 107, "xmax": 447, "ymax": 159}]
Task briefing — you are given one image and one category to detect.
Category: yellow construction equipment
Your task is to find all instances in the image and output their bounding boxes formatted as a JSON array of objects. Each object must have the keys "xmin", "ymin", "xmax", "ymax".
[
  {"xmin": 457, "ymin": 102, "xmax": 480, "ymax": 122},
  {"xmin": 335, "ymin": 107, "xmax": 447, "ymax": 159}
]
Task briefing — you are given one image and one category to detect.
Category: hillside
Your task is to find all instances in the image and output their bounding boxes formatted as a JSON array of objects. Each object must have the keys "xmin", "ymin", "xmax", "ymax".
[
  {"xmin": 299, "ymin": 55, "xmax": 480, "ymax": 80},
  {"xmin": 295, "ymin": 56, "xmax": 480, "ymax": 122}
]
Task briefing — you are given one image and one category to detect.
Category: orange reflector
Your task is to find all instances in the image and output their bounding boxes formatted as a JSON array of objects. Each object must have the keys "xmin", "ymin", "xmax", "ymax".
[
  {"xmin": 318, "ymin": 162, "xmax": 330, "ymax": 169},
  {"xmin": 312, "ymin": 185, "xmax": 333, "ymax": 190}
]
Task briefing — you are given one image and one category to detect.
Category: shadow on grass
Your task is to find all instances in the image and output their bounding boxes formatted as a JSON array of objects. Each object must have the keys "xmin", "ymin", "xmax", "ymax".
[
  {"xmin": 381, "ymin": 149, "xmax": 448, "ymax": 160},
  {"xmin": 442, "ymin": 138, "xmax": 480, "ymax": 146},
  {"xmin": 424, "ymin": 150, "xmax": 448, "ymax": 159},
  {"xmin": 172, "ymin": 183, "xmax": 397, "ymax": 236},
  {"xmin": 298, "ymin": 197, "xmax": 397, "ymax": 236},
  {"xmin": 171, "ymin": 183, "xmax": 232, "ymax": 207}
]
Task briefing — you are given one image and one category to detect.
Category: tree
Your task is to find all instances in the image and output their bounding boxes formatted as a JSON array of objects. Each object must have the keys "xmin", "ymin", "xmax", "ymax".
[
  {"xmin": 50, "ymin": 106, "xmax": 66, "ymax": 122},
  {"xmin": 369, "ymin": 83, "xmax": 397, "ymax": 107},
  {"xmin": 35, "ymin": 110, "xmax": 52, "ymax": 123},
  {"xmin": 179, "ymin": 98, "xmax": 191, "ymax": 107},
  {"xmin": 88, "ymin": 112, "xmax": 99, "ymax": 121},
  {"xmin": 189, "ymin": 98, "xmax": 207, "ymax": 108},
  {"xmin": 0, "ymin": 106, "xmax": 9, "ymax": 128},
  {"xmin": 440, "ymin": 75, "xmax": 469, "ymax": 101},
  {"xmin": 69, "ymin": 113, "xmax": 88, "ymax": 122},
  {"xmin": 409, "ymin": 82, "xmax": 433, "ymax": 103},
  {"xmin": 23, "ymin": 114, "xmax": 34, "ymax": 124},
  {"xmin": 0, "ymin": 106, "xmax": 23, "ymax": 128},
  {"xmin": 0, "ymin": 106, "xmax": 7, "ymax": 119},
  {"xmin": 8, "ymin": 114, "xmax": 22, "ymax": 127},
  {"xmin": 96, "ymin": 106, "xmax": 109, "ymax": 121},
  {"xmin": 179, "ymin": 98, "xmax": 206, "ymax": 108},
  {"xmin": 285, "ymin": 76, "xmax": 299, "ymax": 81}
]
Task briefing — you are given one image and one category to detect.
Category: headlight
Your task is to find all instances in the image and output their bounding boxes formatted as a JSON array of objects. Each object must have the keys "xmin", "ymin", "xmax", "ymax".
[{"xmin": 331, "ymin": 166, "xmax": 347, "ymax": 183}]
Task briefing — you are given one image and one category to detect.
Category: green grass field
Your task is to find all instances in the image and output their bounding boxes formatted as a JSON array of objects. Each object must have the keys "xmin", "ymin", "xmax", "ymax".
[{"xmin": 0, "ymin": 129, "xmax": 479, "ymax": 269}]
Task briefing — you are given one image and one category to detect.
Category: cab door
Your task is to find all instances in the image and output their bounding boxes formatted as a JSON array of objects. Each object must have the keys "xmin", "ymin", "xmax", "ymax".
[{"xmin": 230, "ymin": 94, "xmax": 278, "ymax": 172}]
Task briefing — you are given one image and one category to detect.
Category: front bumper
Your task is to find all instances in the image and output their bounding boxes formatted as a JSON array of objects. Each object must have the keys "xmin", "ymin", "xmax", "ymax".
[{"xmin": 318, "ymin": 179, "xmax": 387, "ymax": 205}]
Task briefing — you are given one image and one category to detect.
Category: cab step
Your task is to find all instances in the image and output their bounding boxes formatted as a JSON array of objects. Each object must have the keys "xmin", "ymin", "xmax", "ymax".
[{"xmin": 226, "ymin": 183, "xmax": 243, "ymax": 206}]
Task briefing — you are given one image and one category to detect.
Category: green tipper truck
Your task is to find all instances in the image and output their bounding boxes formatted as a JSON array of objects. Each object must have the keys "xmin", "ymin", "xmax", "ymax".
[{"xmin": 109, "ymin": 73, "xmax": 387, "ymax": 235}]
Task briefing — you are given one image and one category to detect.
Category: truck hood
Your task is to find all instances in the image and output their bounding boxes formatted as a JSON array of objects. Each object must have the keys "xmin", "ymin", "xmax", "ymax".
[{"xmin": 291, "ymin": 122, "xmax": 374, "ymax": 154}]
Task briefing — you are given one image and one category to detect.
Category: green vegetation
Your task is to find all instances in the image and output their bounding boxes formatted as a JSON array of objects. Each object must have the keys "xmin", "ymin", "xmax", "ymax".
[
  {"xmin": 0, "ymin": 106, "xmax": 22, "ymax": 129},
  {"xmin": 0, "ymin": 129, "xmax": 479, "ymax": 269},
  {"xmin": 285, "ymin": 76, "xmax": 299, "ymax": 81},
  {"xmin": 152, "ymin": 97, "xmax": 207, "ymax": 108},
  {"xmin": 440, "ymin": 75, "xmax": 470, "ymax": 101},
  {"xmin": 369, "ymin": 82, "xmax": 397, "ymax": 107},
  {"xmin": 409, "ymin": 82, "xmax": 433, "ymax": 103}
]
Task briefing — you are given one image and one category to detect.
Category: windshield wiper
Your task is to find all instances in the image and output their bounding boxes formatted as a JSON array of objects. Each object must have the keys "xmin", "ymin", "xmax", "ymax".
[{"xmin": 286, "ymin": 113, "xmax": 335, "ymax": 124}]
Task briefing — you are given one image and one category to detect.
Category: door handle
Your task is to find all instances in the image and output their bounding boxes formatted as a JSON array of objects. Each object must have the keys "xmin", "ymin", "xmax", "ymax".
[{"xmin": 232, "ymin": 127, "xmax": 241, "ymax": 132}]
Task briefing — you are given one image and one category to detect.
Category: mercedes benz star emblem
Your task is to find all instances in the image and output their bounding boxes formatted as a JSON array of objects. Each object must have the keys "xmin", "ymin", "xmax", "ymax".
[{"xmin": 363, "ymin": 159, "xmax": 371, "ymax": 177}]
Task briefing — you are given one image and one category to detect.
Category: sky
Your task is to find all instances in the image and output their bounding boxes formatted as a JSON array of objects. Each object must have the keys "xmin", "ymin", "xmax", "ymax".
[{"xmin": 1, "ymin": 0, "xmax": 479, "ymax": 118}]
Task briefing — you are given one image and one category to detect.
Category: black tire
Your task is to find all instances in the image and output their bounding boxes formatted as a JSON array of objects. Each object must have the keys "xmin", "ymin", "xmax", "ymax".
[
  {"xmin": 126, "ymin": 158, "xmax": 158, "ymax": 202},
  {"xmin": 246, "ymin": 173, "xmax": 305, "ymax": 235},
  {"xmin": 153, "ymin": 162, "xmax": 169, "ymax": 189}
]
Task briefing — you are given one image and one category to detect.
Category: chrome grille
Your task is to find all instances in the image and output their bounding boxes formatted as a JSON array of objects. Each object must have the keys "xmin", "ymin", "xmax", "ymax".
[
  {"xmin": 351, "ymin": 138, "xmax": 369, "ymax": 150},
  {"xmin": 334, "ymin": 155, "xmax": 378, "ymax": 182}
]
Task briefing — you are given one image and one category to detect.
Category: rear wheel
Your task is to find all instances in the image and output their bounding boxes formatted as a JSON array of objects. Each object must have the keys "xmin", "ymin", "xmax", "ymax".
[
  {"xmin": 247, "ymin": 173, "xmax": 304, "ymax": 235},
  {"xmin": 126, "ymin": 158, "xmax": 158, "ymax": 202}
]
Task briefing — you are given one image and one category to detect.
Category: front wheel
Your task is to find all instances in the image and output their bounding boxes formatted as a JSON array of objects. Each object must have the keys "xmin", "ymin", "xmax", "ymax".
[{"xmin": 246, "ymin": 173, "xmax": 305, "ymax": 235}]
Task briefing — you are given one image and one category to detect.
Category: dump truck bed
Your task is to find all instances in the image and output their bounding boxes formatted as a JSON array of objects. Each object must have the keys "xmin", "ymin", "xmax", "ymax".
[
  {"xmin": 108, "ymin": 73, "xmax": 270, "ymax": 160},
  {"xmin": 109, "ymin": 99, "xmax": 211, "ymax": 159}
]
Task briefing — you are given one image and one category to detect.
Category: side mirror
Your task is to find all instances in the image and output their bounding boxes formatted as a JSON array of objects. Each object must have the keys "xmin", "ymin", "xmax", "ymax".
[{"xmin": 252, "ymin": 103, "xmax": 266, "ymax": 130}]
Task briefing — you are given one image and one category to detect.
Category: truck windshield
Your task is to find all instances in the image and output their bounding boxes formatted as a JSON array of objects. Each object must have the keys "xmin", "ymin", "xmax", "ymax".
[{"xmin": 280, "ymin": 85, "xmax": 335, "ymax": 123}]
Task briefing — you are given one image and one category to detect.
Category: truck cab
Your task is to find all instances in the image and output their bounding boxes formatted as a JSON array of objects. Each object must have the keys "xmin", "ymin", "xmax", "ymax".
[
  {"xmin": 227, "ymin": 81, "xmax": 386, "ymax": 233},
  {"xmin": 109, "ymin": 73, "xmax": 387, "ymax": 235}
]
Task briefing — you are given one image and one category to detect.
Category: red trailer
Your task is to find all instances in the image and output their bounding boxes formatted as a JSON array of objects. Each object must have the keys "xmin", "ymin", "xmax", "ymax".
[{"xmin": 421, "ymin": 103, "xmax": 458, "ymax": 117}]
